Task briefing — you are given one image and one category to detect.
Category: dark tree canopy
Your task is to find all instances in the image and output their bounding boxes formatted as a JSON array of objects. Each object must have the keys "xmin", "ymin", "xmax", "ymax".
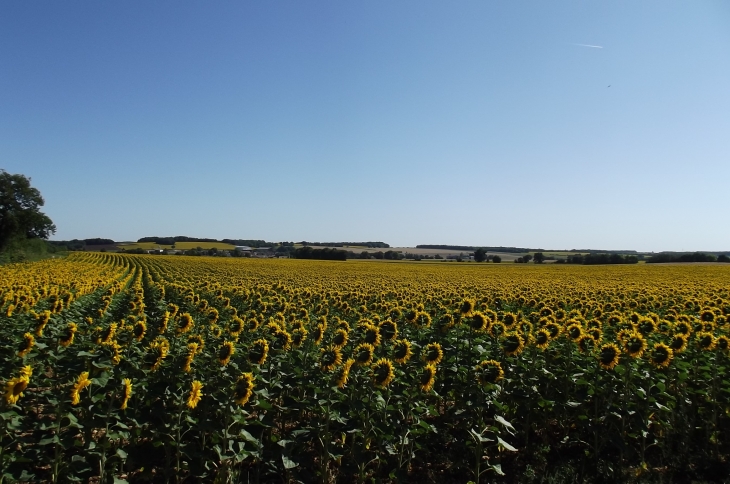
[{"xmin": 0, "ymin": 171, "xmax": 56, "ymax": 250}]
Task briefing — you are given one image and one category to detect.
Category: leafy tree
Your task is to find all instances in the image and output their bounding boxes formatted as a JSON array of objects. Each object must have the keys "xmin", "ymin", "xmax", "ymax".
[
  {"xmin": 533, "ymin": 252, "xmax": 545, "ymax": 264},
  {"xmin": 474, "ymin": 248, "xmax": 487, "ymax": 262},
  {"xmin": 0, "ymin": 170, "xmax": 56, "ymax": 250},
  {"xmin": 492, "ymin": 255, "xmax": 502, "ymax": 263},
  {"xmin": 522, "ymin": 254, "xmax": 533, "ymax": 263},
  {"xmin": 718, "ymin": 254, "xmax": 730, "ymax": 263}
]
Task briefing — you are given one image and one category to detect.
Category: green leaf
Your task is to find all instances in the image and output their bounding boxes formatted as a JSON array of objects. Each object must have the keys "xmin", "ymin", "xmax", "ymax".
[
  {"xmin": 116, "ymin": 448, "xmax": 128, "ymax": 459},
  {"xmin": 495, "ymin": 415, "xmax": 515, "ymax": 433},
  {"xmin": 113, "ymin": 478, "xmax": 129, "ymax": 484},
  {"xmin": 497, "ymin": 436, "xmax": 518, "ymax": 452},
  {"xmin": 281, "ymin": 455, "xmax": 298, "ymax": 469}
]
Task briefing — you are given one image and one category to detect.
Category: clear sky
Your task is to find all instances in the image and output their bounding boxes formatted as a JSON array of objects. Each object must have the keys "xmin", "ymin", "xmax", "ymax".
[{"xmin": 2, "ymin": 1, "xmax": 729, "ymax": 251}]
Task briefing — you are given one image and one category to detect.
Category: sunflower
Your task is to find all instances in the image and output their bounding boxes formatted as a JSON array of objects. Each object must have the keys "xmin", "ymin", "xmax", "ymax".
[
  {"xmin": 188, "ymin": 334, "xmax": 204, "ymax": 354},
  {"xmin": 233, "ymin": 373, "xmax": 255, "ymax": 406},
  {"xmin": 177, "ymin": 313, "xmax": 194, "ymax": 334},
  {"xmin": 649, "ymin": 343, "xmax": 673, "ymax": 369},
  {"xmin": 716, "ymin": 335, "xmax": 730, "ymax": 351},
  {"xmin": 312, "ymin": 324, "xmax": 325, "ymax": 346},
  {"xmin": 637, "ymin": 318, "xmax": 656, "ymax": 336},
  {"xmin": 419, "ymin": 365, "xmax": 437, "ymax": 392},
  {"xmin": 577, "ymin": 335, "xmax": 596, "ymax": 354},
  {"xmin": 371, "ymin": 358, "xmax": 395, "ymax": 388},
  {"xmin": 245, "ymin": 318, "xmax": 259, "ymax": 332},
  {"xmin": 700, "ymin": 309, "xmax": 716, "ymax": 323},
  {"xmin": 354, "ymin": 343, "xmax": 375, "ymax": 366},
  {"xmin": 34, "ymin": 310, "xmax": 51, "ymax": 337},
  {"xmin": 229, "ymin": 317, "xmax": 244, "ymax": 337},
  {"xmin": 501, "ymin": 332, "xmax": 525, "ymax": 357},
  {"xmin": 674, "ymin": 321, "xmax": 691, "ymax": 335},
  {"xmin": 248, "ymin": 339, "xmax": 269, "ymax": 365},
  {"xmin": 414, "ymin": 312, "xmax": 432, "ymax": 329},
  {"xmin": 99, "ymin": 323, "xmax": 117, "ymax": 344},
  {"xmin": 133, "ymin": 320, "xmax": 147, "ymax": 342},
  {"xmin": 272, "ymin": 330, "xmax": 292, "ymax": 351},
  {"xmin": 218, "ymin": 341, "xmax": 235, "ymax": 366},
  {"xmin": 330, "ymin": 328, "xmax": 348, "ymax": 349},
  {"xmin": 71, "ymin": 372, "xmax": 92, "ymax": 405},
  {"xmin": 148, "ymin": 338, "xmax": 170, "ymax": 372},
  {"xmin": 167, "ymin": 303, "xmax": 179, "ymax": 319},
  {"xmin": 17, "ymin": 332, "xmax": 35, "ymax": 358},
  {"xmin": 656, "ymin": 320, "xmax": 673, "ymax": 334},
  {"xmin": 545, "ymin": 322, "xmax": 562, "ymax": 339},
  {"xmin": 393, "ymin": 339, "xmax": 413, "ymax": 364},
  {"xmin": 362, "ymin": 323, "xmax": 382, "ymax": 347},
  {"xmin": 468, "ymin": 312, "xmax": 489, "ymax": 332},
  {"xmin": 187, "ymin": 380, "xmax": 203, "ymax": 409},
  {"xmin": 329, "ymin": 359, "xmax": 353, "ymax": 390},
  {"xmin": 4, "ymin": 367, "xmax": 31, "ymax": 405},
  {"xmin": 696, "ymin": 332, "xmax": 716, "ymax": 351},
  {"xmin": 669, "ymin": 334, "xmax": 688, "ymax": 353},
  {"xmin": 182, "ymin": 343, "xmax": 197, "ymax": 373},
  {"xmin": 587, "ymin": 327, "xmax": 602, "ymax": 343},
  {"xmin": 422, "ymin": 342, "xmax": 444, "ymax": 366},
  {"xmin": 459, "ymin": 299, "xmax": 475, "ymax": 316},
  {"xmin": 207, "ymin": 308, "xmax": 219, "ymax": 325},
  {"xmin": 120, "ymin": 378, "xmax": 133, "ymax": 410},
  {"xmin": 624, "ymin": 333, "xmax": 647, "ymax": 359},
  {"xmin": 475, "ymin": 360, "xmax": 504, "ymax": 385},
  {"xmin": 566, "ymin": 323, "xmax": 583, "ymax": 342},
  {"xmin": 598, "ymin": 344, "xmax": 620, "ymax": 370},
  {"xmin": 291, "ymin": 328, "xmax": 308, "ymax": 347},
  {"xmin": 534, "ymin": 328, "xmax": 551, "ymax": 350},
  {"xmin": 502, "ymin": 312, "xmax": 518, "ymax": 329},
  {"xmin": 320, "ymin": 346, "xmax": 343, "ymax": 372},
  {"xmin": 379, "ymin": 320, "xmax": 398, "ymax": 341},
  {"xmin": 58, "ymin": 322, "xmax": 78, "ymax": 347}
]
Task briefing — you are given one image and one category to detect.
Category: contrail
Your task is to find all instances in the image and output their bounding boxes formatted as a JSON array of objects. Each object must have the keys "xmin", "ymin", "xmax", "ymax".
[{"xmin": 572, "ymin": 43, "xmax": 603, "ymax": 49}]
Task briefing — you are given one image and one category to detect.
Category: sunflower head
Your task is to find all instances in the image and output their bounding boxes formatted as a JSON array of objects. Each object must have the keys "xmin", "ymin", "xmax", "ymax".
[
  {"xmin": 378, "ymin": 320, "xmax": 398, "ymax": 341},
  {"xmin": 475, "ymin": 360, "xmax": 504, "ymax": 386},
  {"xmin": 392, "ymin": 339, "xmax": 413, "ymax": 364},
  {"xmin": 545, "ymin": 322, "xmax": 561, "ymax": 339},
  {"xmin": 716, "ymin": 335, "xmax": 730, "ymax": 351},
  {"xmin": 272, "ymin": 330, "xmax": 292, "ymax": 351},
  {"xmin": 291, "ymin": 328, "xmax": 308, "ymax": 348},
  {"xmin": 637, "ymin": 318, "xmax": 656, "ymax": 336},
  {"xmin": 650, "ymin": 343, "xmax": 673, "ymax": 369},
  {"xmin": 312, "ymin": 324, "xmax": 325, "ymax": 345},
  {"xmin": 177, "ymin": 313, "xmax": 194, "ymax": 334},
  {"xmin": 248, "ymin": 339, "xmax": 269, "ymax": 365},
  {"xmin": 468, "ymin": 312, "xmax": 489, "ymax": 332},
  {"xmin": 120, "ymin": 378, "xmax": 133, "ymax": 410},
  {"xmin": 566, "ymin": 323, "xmax": 583, "ymax": 341},
  {"xmin": 187, "ymin": 380, "xmax": 203, "ymax": 409},
  {"xmin": 697, "ymin": 332, "xmax": 716, "ymax": 351},
  {"xmin": 59, "ymin": 323, "xmax": 78, "ymax": 347},
  {"xmin": 362, "ymin": 324, "xmax": 382, "ymax": 346},
  {"xmin": 422, "ymin": 342, "xmax": 444, "ymax": 365},
  {"xmin": 624, "ymin": 333, "xmax": 647, "ymax": 358},
  {"xmin": 419, "ymin": 365, "xmax": 437, "ymax": 392},
  {"xmin": 233, "ymin": 373, "xmax": 255, "ymax": 406},
  {"xmin": 371, "ymin": 358, "xmax": 395, "ymax": 388},
  {"xmin": 669, "ymin": 334, "xmax": 688, "ymax": 353},
  {"xmin": 700, "ymin": 309, "xmax": 716, "ymax": 323},
  {"xmin": 218, "ymin": 341, "xmax": 235, "ymax": 366},
  {"xmin": 577, "ymin": 335, "xmax": 596, "ymax": 354},
  {"xmin": 229, "ymin": 317, "xmax": 244, "ymax": 336},
  {"xmin": 334, "ymin": 358, "xmax": 355, "ymax": 389},
  {"xmin": 501, "ymin": 332, "xmax": 525, "ymax": 357},
  {"xmin": 502, "ymin": 312, "xmax": 517, "ymax": 329},
  {"xmin": 598, "ymin": 344, "xmax": 620, "ymax": 370},
  {"xmin": 354, "ymin": 343, "xmax": 375, "ymax": 366},
  {"xmin": 320, "ymin": 346, "xmax": 343, "ymax": 372},
  {"xmin": 459, "ymin": 299, "xmax": 475, "ymax": 316},
  {"xmin": 535, "ymin": 329, "xmax": 551, "ymax": 350}
]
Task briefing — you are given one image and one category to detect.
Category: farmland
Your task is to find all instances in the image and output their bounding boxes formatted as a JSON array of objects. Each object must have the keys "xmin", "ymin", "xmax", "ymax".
[{"xmin": 2, "ymin": 254, "xmax": 730, "ymax": 482}]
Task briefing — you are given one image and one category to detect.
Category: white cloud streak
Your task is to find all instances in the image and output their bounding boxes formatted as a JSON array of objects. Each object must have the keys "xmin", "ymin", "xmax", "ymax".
[{"xmin": 572, "ymin": 43, "xmax": 603, "ymax": 49}]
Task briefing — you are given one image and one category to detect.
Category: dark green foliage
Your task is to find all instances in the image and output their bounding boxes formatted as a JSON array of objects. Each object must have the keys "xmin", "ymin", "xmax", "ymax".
[{"xmin": 0, "ymin": 170, "xmax": 56, "ymax": 250}]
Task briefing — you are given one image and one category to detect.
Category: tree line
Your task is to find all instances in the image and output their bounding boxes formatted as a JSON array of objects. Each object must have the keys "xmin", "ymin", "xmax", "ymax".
[{"xmin": 647, "ymin": 252, "xmax": 730, "ymax": 263}]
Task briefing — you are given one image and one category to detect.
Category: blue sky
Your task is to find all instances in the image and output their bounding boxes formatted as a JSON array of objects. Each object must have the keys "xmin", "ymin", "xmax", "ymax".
[{"xmin": 2, "ymin": 1, "xmax": 729, "ymax": 251}]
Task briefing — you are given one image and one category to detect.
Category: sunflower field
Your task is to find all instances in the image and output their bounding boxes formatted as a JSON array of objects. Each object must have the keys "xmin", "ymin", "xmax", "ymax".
[{"xmin": 2, "ymin": 254, "xmax": 730, "ymax": 483}]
